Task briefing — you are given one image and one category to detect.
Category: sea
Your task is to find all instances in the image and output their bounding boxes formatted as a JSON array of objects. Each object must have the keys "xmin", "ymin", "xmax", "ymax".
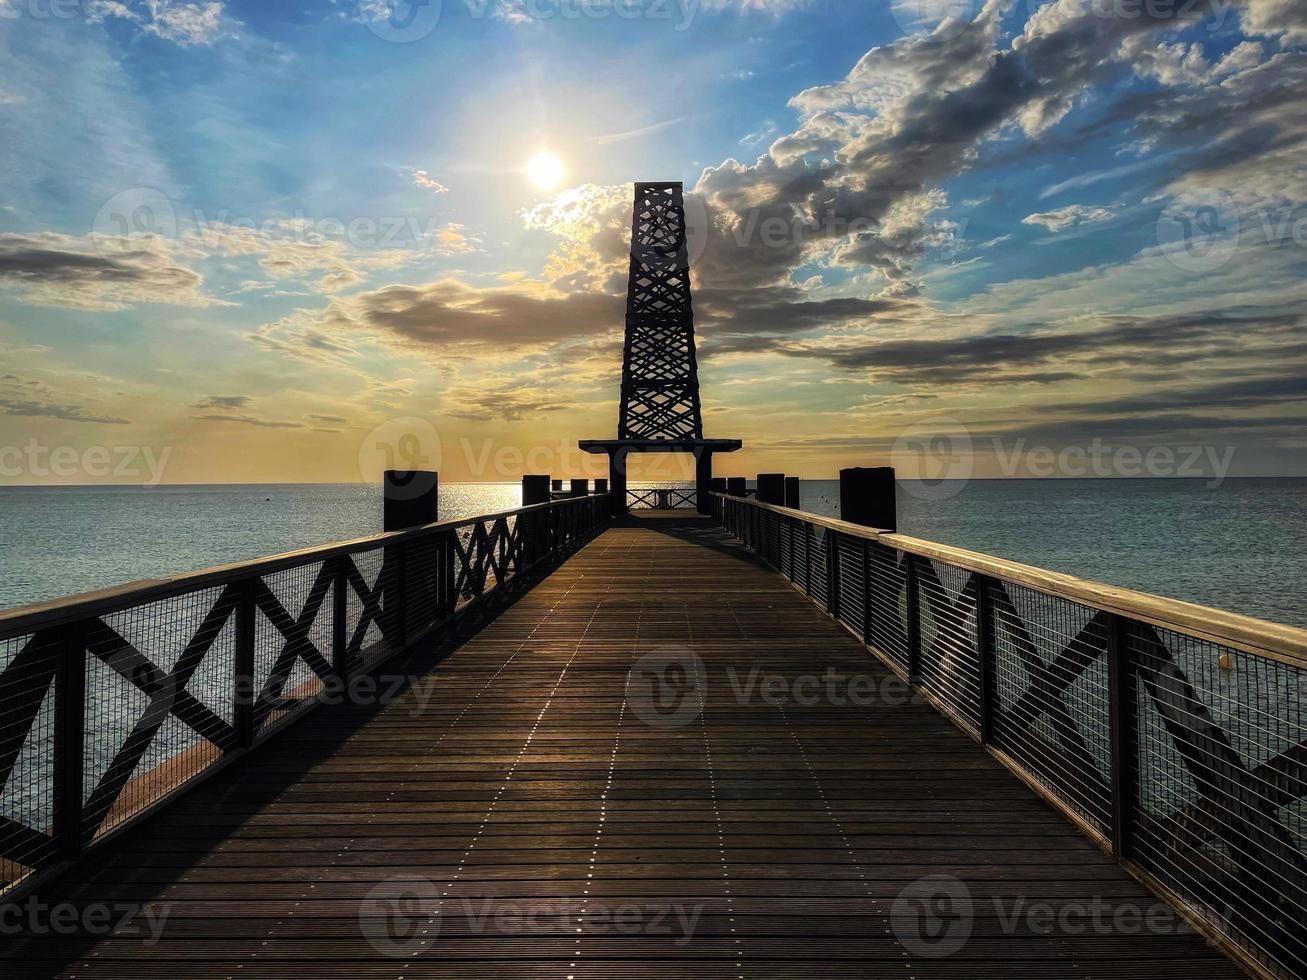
[{"xmin": 0, "ymin": 478, "xmax": 1304, "ymax": 627}]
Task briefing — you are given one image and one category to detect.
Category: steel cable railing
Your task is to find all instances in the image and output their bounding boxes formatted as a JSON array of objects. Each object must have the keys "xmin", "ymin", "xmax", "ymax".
[
  {"xmin": 711, "ymin": 492, "xmax": 1307, "ymax": 980},
  {"xmin": 0, "ymin": 493, "xmax": 608, "ymax": 900}
]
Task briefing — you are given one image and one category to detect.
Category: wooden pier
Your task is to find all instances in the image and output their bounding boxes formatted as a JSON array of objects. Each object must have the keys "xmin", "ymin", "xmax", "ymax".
[{"xmin": 0, "ymin": 514, "xmax": 1252, "ymax": 977}]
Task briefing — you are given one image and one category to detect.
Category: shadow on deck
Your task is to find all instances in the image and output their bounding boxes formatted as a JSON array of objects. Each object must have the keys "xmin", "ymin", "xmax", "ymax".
[{"xmin": 0, "ymin": 515, "xmax": 1243, "ymax": 978}]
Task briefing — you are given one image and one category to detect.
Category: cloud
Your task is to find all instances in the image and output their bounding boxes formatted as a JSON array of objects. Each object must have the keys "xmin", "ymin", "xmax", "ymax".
[
  {"xmin": 191, "ymin": 413, "xmax": 305, "ymax": 428},
  {"xmin": 0, "ymin": 233, "xmax": 216, "ymax": 310},
  {"xmin": 308, "ymin": 413, "xmax": 348, "ymax": 424},
  {"xmin": 89, "ymin": 0, "xmax": 229, "ymax": 46},
  {"xmin": 0, "ymin": 399, "xmax": 131, "ymax": 424},
  {"xmin": 192, "ymin": 395, "xmax": 252, "ymax": 409},
  {"xmin": 1238, "ymin": 0, "xmax": 1307, "ymax": 46},
  {"xmin": 1022, "ymin": 204, "xmax": 1120, "ymax": 232},
  {"xmin": 412, "ymin": 170, "xmax": 450, "ymax": 194},
  {"xmin": 589, "ymin": 117, "xmax": 686, "ymax": 146},
  {"xmin": 775, "ymin": 310, "xmax": 1306, "ymax": 387}
]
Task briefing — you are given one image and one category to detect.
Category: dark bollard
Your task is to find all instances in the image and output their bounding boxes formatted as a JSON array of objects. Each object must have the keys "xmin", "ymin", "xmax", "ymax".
[
  {"xmin": 382, "ymin": 471, "xmax": 438, "ymax": 649},
  {"xmin": 570, "ymin": 478, "xmax": 589, "ymax": 498},
  {"xmin": 710, "ymin": 477, "xmax": 727, "ymax": 494},
  {"xmin": 552, "ymin": 479, "xmax": 563, "ymax": 493},
  {"xmin": 839, "ymin": 467, "xmax": 897, "ymax": 532},
  {"xmin": 595, "ymin": 478, "xmax": 609, "ymax": 495},
  {"xmin": 757, "ymin": 473, "xmax": 785, "ymax": 506},
  {"xmin": 785, "ymin": 477, "xmax": 801, "ymax": 510},
  {"xmin": 726, "ymin": 477, "xmax": 747, "ymax": 497},
  {"xmin": 521, "ymin": 475, "xmax": 551, "ymax": 567},
  {"xmin": 383, "ymin": 470, "xmax": 438, "ymax": 531},
  {"xmin": 522, "ymin": 475, "xmax": 551, "ymax": 506}
]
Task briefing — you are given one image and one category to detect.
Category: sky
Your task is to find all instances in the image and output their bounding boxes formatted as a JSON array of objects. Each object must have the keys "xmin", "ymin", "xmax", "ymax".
[{"xmin": 0, "ymin": 0, "xmax": 1305, "ymax": 485}]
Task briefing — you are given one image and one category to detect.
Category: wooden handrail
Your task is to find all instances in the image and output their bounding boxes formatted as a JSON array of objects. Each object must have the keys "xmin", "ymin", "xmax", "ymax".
[
  {"xmin": 711, "ymin": 493, "xmax": 1307, "ymax": 667},
  {"xmin": 0, "ymin": 494, "xmax": 605, "ymax": 636}
]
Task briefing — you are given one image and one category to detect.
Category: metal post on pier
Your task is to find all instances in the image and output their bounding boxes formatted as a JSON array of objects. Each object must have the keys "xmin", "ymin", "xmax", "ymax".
[
  {"xmin": 571, "ymin": 478, "xmax": 590, "ymax": 498},
  {"xmin": 839, "ymin": 467, "xmax": 897, "ymax": 533},
  {"xmin": 757, "ymin": 473, "xmax": 785, "ymax": 506},
  {"xmin": 522, "ymin": 475, "xmax": 552, "ymax": 567},
  {"xmin": 595, "ymin": 478, "xmax": 609, "ymax": 495},
  {"xmin": 382, "ymin": 470, "xmax": 437, "ymax": 650},
  {"xmin": 726, "ymin": 477, "xmax": 746, "ymax": 497},
  {"xmin": 785, "ymin": 477, "xmax": 800, "ymax": 510}
]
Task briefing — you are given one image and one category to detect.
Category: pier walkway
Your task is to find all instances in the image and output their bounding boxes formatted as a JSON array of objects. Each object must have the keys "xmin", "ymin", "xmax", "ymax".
[{"xmin": 1, "ymin": 514, "xmax": 1243, "ymax": 978}]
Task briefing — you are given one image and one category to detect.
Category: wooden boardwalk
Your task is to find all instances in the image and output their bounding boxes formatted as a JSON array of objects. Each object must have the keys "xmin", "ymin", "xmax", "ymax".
[{"xmin": 2, "ymin": 515, "xmax": 1244, "ymax": 978}]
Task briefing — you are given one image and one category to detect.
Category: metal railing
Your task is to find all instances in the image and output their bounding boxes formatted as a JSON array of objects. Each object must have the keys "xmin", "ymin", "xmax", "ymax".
[
  {"xmin": 628, "ymin": 487, "xmax": 698, "ymax": 510},
  {"xmin": 712, "ymin": 492, "xmax": 1307, "ymax": 980},
  {"xmin": 0, "ymin": 493, "xmax": 608, "ymax": 899}
]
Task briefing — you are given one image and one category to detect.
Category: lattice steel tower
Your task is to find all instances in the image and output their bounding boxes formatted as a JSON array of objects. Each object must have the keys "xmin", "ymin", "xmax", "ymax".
[
  {"xmin": 619, "ymin": 182, "xmax": 704, "ymax": 441},
  {"xmin": 581, "ymin": 181, "xmax": 742, "ymax": 513}
]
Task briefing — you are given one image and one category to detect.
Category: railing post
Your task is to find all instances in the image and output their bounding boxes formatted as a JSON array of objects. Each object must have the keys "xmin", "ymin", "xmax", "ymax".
[
  {"xmin": 332, "ymin": 555, "xmax": 348, "ymax": 680},
  {"xmin": 394, "ymin": 540, "xmax": 408, "ymax": 647},
  {"xmin": 234, "ymin": 577, "xmax": 256, "ymax": 749},
  {"xmin": 53, "ymin": 621, "xmax": 86, "ymax": 861},
  {"xmin": 861, "ymin": 540, "xmax": 872, "ymax": 647},
  {"xmin": 1107, "ymin": 613, "xmax": 1138, "ymax": 861},
  {"xmin": 905, "ymin": 554, "xmax": 921, "ymax": 684},
  {"xmin": 976, "ymin": 574, "xmax": 997, "ymax": 745},
  {"xmin": 826, "ymin": 531, "xmax": 840, "ymax": 619},
  {"xmin": 442, "ymin": 529, "xmax": 457, "ymax": 616},
  {"xmin": 804, "ymin": 521, "xmax": 813, "ymax": 596}
]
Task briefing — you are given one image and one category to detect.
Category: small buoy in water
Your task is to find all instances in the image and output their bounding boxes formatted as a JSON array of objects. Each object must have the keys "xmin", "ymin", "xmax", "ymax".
[
  {"xmin": 1218, "ymin": 653, "xmax": 1234, "ymax": 671},
  {"xmin": 266, "ymin": 497, "xmax": 272, "ymax": 502}
]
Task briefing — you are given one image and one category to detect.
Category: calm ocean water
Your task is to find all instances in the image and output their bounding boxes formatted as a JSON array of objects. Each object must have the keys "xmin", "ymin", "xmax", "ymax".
[{"xmin": 0, "ymin": 478, "xmax": 1303, "ymax": 627}]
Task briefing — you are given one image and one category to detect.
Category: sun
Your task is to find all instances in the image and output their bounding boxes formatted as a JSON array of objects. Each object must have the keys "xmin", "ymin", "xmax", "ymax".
[{"xmin": 527, "ymin": 152, "xmax": 565, "ymax": 191}]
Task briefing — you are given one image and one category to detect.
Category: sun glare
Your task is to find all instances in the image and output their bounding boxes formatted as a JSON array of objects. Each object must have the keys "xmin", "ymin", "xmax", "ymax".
[{"xmin": 527, "ymin": 152, "xmax": 565, "ymax": 190}]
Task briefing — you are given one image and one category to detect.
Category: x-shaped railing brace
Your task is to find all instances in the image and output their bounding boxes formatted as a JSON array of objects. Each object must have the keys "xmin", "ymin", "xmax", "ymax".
[
  {"xmin": 80, "ymin": 584, "xmax": 241, "ymax": 839},
  {"xmin": 250, "ymin": 562, "xmax": 336, "ymax": 728}
]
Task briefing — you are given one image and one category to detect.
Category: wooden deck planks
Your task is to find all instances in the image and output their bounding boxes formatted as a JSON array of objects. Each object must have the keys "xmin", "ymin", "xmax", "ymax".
[{"xmin": 0, "ymin": 515, "xmax": 1245, "ymax": 978}]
